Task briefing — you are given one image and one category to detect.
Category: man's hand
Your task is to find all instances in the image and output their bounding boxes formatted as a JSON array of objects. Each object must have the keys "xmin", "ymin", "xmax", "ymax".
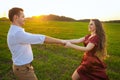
[
  {"xmin": 65, "ymin": 42, "xmax": 72, "ymax": 48},
  {"xmin": 61, "ymin": 40, "xmax": 68, "ymax": 46}
]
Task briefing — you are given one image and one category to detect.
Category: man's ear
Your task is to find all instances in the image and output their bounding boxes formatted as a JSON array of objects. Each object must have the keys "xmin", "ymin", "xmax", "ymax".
[{"xmin": 13, "ymin": 15, "xmax": 18, "ymax": 21}]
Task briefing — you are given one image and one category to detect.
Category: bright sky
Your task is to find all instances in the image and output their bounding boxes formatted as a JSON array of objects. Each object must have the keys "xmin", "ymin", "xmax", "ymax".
[{"xmin": 0, "ymin": 0, "xmax": 120, "ymax": 21}]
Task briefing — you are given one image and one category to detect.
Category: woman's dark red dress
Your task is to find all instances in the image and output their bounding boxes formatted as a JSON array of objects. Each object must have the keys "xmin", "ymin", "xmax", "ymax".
[{"xmin": 77, "ymin": 35, "xmax": 109, "ymax": 80}]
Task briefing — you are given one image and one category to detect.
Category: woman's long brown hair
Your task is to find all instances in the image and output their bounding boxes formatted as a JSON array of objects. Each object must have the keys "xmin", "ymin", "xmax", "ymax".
[{"xmin": 92, "ymin": 19, "xmax": 108, "ymax": 60}]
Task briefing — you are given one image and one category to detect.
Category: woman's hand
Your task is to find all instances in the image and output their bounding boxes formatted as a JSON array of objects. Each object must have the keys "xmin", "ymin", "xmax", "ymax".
[
  {"xmin": 61, "ymin": 40, "xmax": 68, "ymax": 46},
  {"xmin": 65, "ymin": 42, "xmax": 72, "ymax": 48}
]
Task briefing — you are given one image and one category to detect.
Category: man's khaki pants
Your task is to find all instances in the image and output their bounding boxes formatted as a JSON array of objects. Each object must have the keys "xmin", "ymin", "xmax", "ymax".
[{"xmin": 13, "ymin": 63, "xmax": 38, "ymax": 80}]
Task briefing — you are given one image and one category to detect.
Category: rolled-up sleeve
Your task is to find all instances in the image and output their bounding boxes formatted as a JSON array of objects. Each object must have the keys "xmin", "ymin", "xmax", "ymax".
[{"xmin": 15, "ymin": 30, "xmax": 45, "ymax": 44}]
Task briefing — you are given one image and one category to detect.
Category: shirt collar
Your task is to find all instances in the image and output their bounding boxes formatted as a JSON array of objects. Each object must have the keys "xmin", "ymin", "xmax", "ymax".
[{"xmin": 11, "ymin": 25, "xmax": 24, "ymax": 31}]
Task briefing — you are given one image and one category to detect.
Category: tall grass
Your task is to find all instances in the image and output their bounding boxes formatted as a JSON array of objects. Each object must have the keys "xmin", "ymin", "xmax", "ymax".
[{"xmin": 0, "ymin": 20, "xmax": 120, "ymax": 80}]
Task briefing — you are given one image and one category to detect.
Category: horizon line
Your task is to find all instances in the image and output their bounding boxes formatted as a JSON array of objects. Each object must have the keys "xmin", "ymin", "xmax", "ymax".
[{"xmin": 0, "ymin": 14, "xmax": 120, "ymax": 22}]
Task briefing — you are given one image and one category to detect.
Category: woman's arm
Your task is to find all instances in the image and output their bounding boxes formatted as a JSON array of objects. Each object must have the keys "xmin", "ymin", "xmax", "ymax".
[
  {"xmin": 65, "ymin": 42, "xmax": 95, "ymax": 52},
  {"xmin": 66, "ymin": 37, "xmax": 85, "ymax": 44}
]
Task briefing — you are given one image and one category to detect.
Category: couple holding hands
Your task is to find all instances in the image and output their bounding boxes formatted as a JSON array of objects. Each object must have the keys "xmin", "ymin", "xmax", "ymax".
[{"xmin": 7, "ymin": 7, "xmax": 109, "ymax": 80}]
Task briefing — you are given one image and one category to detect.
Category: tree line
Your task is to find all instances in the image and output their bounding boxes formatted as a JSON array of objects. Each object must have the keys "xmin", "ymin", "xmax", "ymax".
[{"xmin": 0, "ymin": 14, "xmax": 120, "ymax": 22}]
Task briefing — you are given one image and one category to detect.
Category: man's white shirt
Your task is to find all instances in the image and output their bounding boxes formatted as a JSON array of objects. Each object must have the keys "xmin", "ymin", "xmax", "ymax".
[{"xmin": 7, "ymin": 25, "xmax": 45, "ymax": 65}]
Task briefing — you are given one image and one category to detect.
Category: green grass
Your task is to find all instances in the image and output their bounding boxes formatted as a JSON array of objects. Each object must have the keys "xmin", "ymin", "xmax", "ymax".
[{"xmin": 0, "ymin": 20, "xmax": 120, "ymax": 80}]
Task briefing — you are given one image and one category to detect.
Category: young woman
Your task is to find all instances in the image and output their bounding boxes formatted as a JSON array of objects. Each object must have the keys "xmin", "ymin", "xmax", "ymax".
[{"xmin": 65, "ymin": 19, "xmax": 109, "ymax": 80}]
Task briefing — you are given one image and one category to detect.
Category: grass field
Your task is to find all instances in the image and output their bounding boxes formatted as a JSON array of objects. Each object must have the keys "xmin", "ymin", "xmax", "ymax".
[{"xmin": 0, "ymin": 20, "xmax": 120, "ymax": 80}]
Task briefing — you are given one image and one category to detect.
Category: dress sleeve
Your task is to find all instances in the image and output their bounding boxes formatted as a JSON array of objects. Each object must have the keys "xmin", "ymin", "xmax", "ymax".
[
  {"xmin": 85, "ymin": 34, "xmax": 90, "ymax": 40},
  {"xmin": 89, "ymin": 36, "xmax": 99, "ymax": 46}
]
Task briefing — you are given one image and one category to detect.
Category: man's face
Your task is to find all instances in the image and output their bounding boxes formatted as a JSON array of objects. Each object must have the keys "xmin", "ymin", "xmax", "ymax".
[{"xmin": 16, "ymin": 11, "xmax": 25, "ymax": 26}]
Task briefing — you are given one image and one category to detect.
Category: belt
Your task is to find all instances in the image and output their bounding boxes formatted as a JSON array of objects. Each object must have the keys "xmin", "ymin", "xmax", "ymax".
[{"xmin": 13, "ymin": 62, "xmax": 32, "ymax": 67}]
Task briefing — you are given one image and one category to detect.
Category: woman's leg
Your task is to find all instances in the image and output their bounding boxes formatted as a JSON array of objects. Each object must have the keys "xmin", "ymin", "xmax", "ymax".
[{"xmin": 72, "ymin": 70, "xmax": 80, "ymax": 80}]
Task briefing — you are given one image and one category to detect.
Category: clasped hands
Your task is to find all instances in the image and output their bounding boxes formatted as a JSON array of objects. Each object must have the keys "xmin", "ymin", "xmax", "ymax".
[{"xmin": 61, "ymin": 40, "xmax": 72, "ymax": 48}]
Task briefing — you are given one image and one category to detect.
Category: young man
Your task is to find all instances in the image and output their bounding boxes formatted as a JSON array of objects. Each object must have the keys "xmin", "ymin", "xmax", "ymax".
[{"xmin": 7, "ymin": 7, "xmax": 66, "ymax": 80}]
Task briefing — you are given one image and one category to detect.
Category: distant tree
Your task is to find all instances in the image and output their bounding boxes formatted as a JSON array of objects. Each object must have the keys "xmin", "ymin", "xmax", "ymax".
[
  {"xmin": 0, "ymin": 17, "xmax": 9, "ymax": 21},
  {"xmin": 76, "ymin": 19, "xmax": 90, "ymax": 22},
  {"xmin": 29, "ymin": 14, "xmax": 76, "ymax": 21},
  {"xmin": 104, "ymin": 20, "xmax": 120, "ymax": 23}
]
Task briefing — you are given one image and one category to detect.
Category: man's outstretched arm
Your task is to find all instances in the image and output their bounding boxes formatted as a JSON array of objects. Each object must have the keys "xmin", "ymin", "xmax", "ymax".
[{"xmin": 44, "ymin": 36, "xmax": 66, "ymax": 45}]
